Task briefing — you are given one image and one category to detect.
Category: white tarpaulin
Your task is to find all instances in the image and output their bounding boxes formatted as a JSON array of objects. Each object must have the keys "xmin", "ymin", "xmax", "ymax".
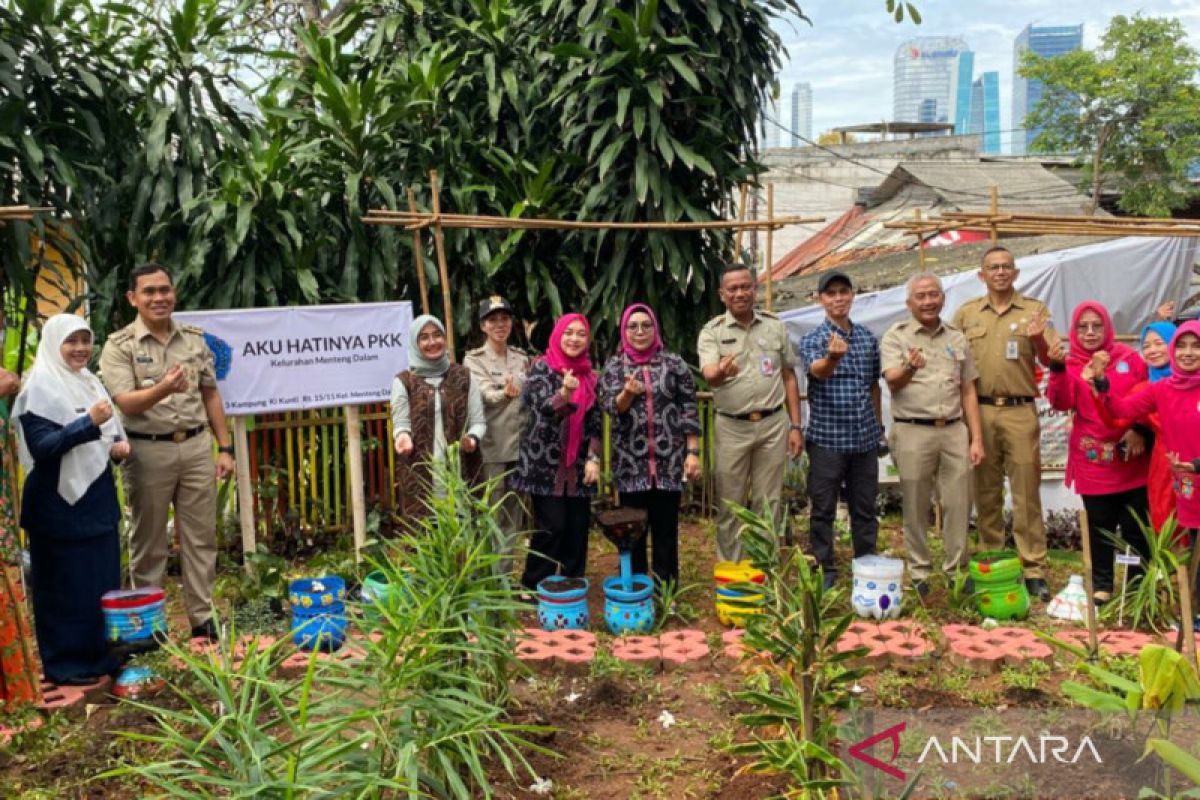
[
  {"xmin": 174, "ymin": 302, "xmax": 413, "ymax": 414},
  {"xmin": 779, "ymin": 236, "xmax": 1198, "ymax": 494},
  {"xmin": 779, "ymin": 237, "xmax": 1197, "ymax": 341}
]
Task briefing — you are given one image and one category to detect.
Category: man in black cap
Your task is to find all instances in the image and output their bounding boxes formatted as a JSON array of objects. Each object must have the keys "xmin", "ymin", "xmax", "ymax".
[
  {"xmin": 464, "ymin": 296, "xmax": 529, "ymax": 578},
  {"xmin": 799, "ymin": 271, "xmax": 884, "ymax": 587}
]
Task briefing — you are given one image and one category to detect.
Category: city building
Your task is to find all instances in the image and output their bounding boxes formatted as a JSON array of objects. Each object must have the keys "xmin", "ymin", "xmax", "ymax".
[
  {"xmin": 1012, "ymin": 24, "xmax": 1083, "ymax": 154},
  {"xmin": 968, "ymin": 71, "xmax": 1001, "ymax": 154},
  {"xmin": 791, "ymin": 83, "xmax": 813, "ymax": 145},
  {"xmin": 893, "ymin": 36, "xmax": 972, "ymax": 131}
]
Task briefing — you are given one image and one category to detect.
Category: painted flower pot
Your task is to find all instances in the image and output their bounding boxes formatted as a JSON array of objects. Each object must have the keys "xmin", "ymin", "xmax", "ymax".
[
  {"xmin": 969, "ymin": 550, "xmax": 1024, "ymax": 585},
  {"xmin": 537, "ymin": 576, "xmax": 589, "ymax": 631},
  {"xmin": 359, "ymin": 570, "xmax": 407, "ymax": 625},
  {"xmin": 112, "ymin": 665, "xmax": 166, "ymax": 700},
  {"xmin": 968, "ymin": 551, "xmax": 1029, "ymax": 621},
  {"xmin": 851, "ymin": 555, "xmax": 905, "ymax": 620},
  {"xmin": 603, "ymin": 575, "xmax": 655, "ymax": 635},
  {"xmin": 102, "ymin": 588, "xmax": 169, "ymax": 643},
  {"xmin": 714, "ymin": 561, "xmax": 765, "ymax": 627},
  {"xmin": 289, "ymin": 576, "xmax": 348, "ymax": 651}
]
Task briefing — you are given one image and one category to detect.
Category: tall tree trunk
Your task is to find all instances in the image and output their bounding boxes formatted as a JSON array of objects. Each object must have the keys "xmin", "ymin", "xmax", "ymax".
[{"xmin": 1088, "ymin": 122, "xmax": 1112, "ymax": 216}]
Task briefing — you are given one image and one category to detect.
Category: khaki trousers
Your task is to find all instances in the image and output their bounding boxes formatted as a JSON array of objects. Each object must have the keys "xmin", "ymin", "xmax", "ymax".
[
  {"xmin": 480, "ymin": 460, "xmax": 526, "ymax": 579},
  {"xmin": 714, "ymin": 412, "xmax": 788, "ymax": 562},
  {"xmin": 890, "ymin": 420, "xmax": 971, "ymax": 580},
  {"xmin": 123, "ymin": 431, "xmax": 217, "ymax": 627},
  {"xmin": 973, "ymin": 404, "xmax": 1046, "ymax": 577}
]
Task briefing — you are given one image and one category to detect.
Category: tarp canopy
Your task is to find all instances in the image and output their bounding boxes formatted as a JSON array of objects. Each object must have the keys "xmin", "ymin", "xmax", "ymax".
[{"xmin": 779, "ymin": 236, "xmax": 1198, "ymax": 341}]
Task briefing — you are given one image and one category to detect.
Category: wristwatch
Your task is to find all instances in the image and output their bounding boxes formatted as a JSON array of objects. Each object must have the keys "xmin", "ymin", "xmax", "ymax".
[
  {"xmin": 789, "ymin": 423, "xmax": 803, "ymax": 433},
  {"xmin": 218, "ymin": 445, "xmax": 235, "ymax": 455}
]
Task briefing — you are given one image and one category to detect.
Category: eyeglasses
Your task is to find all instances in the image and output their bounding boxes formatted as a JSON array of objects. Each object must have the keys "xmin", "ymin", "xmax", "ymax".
[
  {"xmin": 982, "ymin": 264, "xmax": 1016, "ymax": 273},
  {"xmin": 625, "ymin": 322, "xmax": 655, "ymax": 332}
]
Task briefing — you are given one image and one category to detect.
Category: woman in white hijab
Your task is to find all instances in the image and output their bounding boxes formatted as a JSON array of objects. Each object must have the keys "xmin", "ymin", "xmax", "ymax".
[{"xmin": 15, "ymin": 314, "xmax": 128, "ymax": 685}]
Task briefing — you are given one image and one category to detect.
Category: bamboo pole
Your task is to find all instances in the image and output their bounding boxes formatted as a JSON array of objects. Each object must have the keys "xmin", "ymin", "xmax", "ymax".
[
  {"xmin": 988, "ymin": 186, "xmax": 999, "ymax": 244},
  {"xmin": 1078, "ymin": 508, "xmax": 1100, "ymax": 661},
  {"xmin": 914, "ymin": 209, "xmax": 926, "ymax": 270},
  {"xmin": 1177, "ymin": 565, "xmax": 1197, "ymax": 666},
  {"xmin": 428, "ymin": 170, "xmax": 456, "ymax": 359},
  {"xmin": 734, "ymin": 183, "xmax": 750, "ymax": 254},
  {"xmin": 407, "ymin": 189, "xmax": 431, "ymax": 316},
  {"xmin": 764, "ymin": 183, "xmax": 775, "ymax": 311},
  {"xmin": 345, "ymin": 405, "xmax": 367, "ymax": 562},
  {"xmin": 363, "ymin": 211, "xmax": 821, "ymax": 232},
  {"xmin": 232, "ymin": 416, "xmax": 256, "ymax": 569}
]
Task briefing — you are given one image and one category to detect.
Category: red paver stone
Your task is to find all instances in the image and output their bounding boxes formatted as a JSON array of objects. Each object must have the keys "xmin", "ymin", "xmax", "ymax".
[
  {"xmin": 939, "ymin": 623, "xmax": 977, "ymax": 642},
  {"xmin": 1003, "ymin": 639, "xmax": 1054, "ymax": 666},
  {"xmin": 662, "ymin": 639, "xmax": 710, "ymax": 670},
  {"xmin": 612, "ymin": 635, "xmax": 661, "ymax": 668},
  {"xmin": 546, "ymin": 629, "xmax": 597, "ymax": 649},
  {"xmin": 886, "ymin": 637, "xmax": 934, "ymax": 660},
  {"xmin": 846, "ymin": 621, "xmax": 879, "ymax": 638},
  {"xmin": 836, "ymin": 633, "xmax": 863, "ymax": 655},
  {"xmin": 660, "ymin": 629, "xmax": 706, "ymax": 648},
  {"xmin": 986, "ymin": 627, "xmax": 1037, "ymax": 644},
  {"xmin": 948, "ymin": 637, "xmax": 1006, "ymax": 674},
  {"xmin": 1100, "ymin": 631, "xmax": 1157, "ymax": 657}
]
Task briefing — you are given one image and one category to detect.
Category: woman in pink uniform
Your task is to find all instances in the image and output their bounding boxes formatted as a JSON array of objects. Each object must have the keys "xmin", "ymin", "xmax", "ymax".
[{"xmin": 1046, "ymin": 301, "xmax": 1151, "ymax": 605}]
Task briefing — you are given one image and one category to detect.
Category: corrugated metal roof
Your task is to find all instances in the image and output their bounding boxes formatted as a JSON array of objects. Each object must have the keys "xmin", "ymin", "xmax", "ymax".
[{"xmin": 872, "ymin": 161, "xmax": 1103, "ymax": 216}]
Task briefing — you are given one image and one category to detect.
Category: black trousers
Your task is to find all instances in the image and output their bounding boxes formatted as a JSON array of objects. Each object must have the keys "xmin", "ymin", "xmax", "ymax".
[
  {"xmin": 521, "ymin": 494, "xmax": 590, "ymax": 592},
  {"xmin": 807, "ymin": 443, "xmax": 878, "ymax": 575},
  {"xmin": 1082, "ymin": 486, "xmax": 1150, "ymax": 593},
  {"xmin": 619, "ymin": 489, "xmax": 681, "ymax": 587}
]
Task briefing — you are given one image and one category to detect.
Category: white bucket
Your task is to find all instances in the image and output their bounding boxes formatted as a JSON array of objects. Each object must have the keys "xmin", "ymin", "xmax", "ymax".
[{"xmin": 851, "ymin": 555, "xmax": 905, "ymax": 619}]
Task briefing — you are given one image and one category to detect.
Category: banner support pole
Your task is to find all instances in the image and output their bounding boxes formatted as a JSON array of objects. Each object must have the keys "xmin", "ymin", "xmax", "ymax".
[
  {"xmin": 345, "ymin": 404, "xmax": 367, "ymax": 562},
  {"xmin": 232, "ymin": 416, "xmax": 256, "ymax": 572}
]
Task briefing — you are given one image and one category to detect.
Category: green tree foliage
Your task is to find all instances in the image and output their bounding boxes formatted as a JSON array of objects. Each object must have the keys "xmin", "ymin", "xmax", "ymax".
[
  {"xmin": 4, "ymin": 0, "xmax": 917, "ymax": 354},
  {"xmin": 1020, "ymin": 14, "xmax": 1200, "ymax": 217}
]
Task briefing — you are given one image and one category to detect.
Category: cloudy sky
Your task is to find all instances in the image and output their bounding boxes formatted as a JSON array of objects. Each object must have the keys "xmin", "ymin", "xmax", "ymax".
[{"xmin": 772, "ymin": 0, "xmax": 1200, "ymax": 151}]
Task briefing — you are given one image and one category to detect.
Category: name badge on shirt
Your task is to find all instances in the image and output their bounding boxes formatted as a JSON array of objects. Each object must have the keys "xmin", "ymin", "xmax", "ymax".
[
  {"xmin": 1005, "ymin": 339, "xmax": 1019, "ymax": 360},
  {"xmin": 136, "ymin": 355, "xmax": 154, "ymax": 364},
  {"xmin": 760, "ymin": 355, "xmax": 776, "ymax": 377}
]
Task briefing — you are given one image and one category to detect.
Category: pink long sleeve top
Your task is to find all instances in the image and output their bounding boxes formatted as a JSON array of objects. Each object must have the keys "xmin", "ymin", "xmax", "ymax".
[
  {"xmin": 1047, "ymin": 352, "xmax": 1149, "ymax": 497},
  {"xmin": 1103, "ymin": 381, "xmax": 1200, "ymax": 528}
]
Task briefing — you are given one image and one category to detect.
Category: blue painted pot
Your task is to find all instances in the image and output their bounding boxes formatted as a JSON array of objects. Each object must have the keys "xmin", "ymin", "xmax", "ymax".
[
  {"xmin": 603, "ymin": 575, "xmax": 654, "ymax": 635},
  {"xmin": 537, "ymin": 576, "xmax": 589, "ymax": 631},
  {"xmin": 289, "ymin": 576, "xmax": 348, "ymax": 651},
  {"xmin": 102, "ymin": 588, "xmax": 168, "ymax": 643}
]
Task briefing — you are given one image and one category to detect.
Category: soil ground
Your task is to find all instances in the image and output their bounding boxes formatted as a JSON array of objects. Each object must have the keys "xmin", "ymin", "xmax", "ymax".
[{"xmin": 2, "ymin": 512, "xmax": 1197, "ymax": 799}]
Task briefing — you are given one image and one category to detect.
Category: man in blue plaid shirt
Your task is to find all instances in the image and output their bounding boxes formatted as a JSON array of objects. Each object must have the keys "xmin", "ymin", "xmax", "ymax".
[{"xmin": 800, "ymin": 271, "xmax": 885, "ymax": 588}]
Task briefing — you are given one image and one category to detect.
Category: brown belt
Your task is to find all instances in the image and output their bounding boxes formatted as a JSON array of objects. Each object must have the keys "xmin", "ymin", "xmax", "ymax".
[
  {"xmin": 126, "ymin": 425, "xmax": 206, "ymax": 443},
  {"xmin": 977, "ymin": 396, "xmax": 1034, "ymax": 407},
  {"xmin": 893, "ymin": 417, "xmax": 962, "ymax": 427}
]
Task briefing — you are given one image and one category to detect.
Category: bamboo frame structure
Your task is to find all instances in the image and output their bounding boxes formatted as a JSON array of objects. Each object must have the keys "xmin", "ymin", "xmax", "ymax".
[
  {"xmin": 365, "ymin": 175, "xmax": 821, "ymax": 323},
  {"xmin": 0, "ymin": 205, "xmax": 51, "ymax": 223},
  {"xmin": 885, "ymin": 205, "xmax": 1200, "ymax": 245}
]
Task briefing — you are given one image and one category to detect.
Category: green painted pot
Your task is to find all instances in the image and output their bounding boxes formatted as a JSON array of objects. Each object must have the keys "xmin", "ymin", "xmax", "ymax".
[
  {"xmin": 360, "ymin": 570, "xmax": 403, "ymax": 624},
  {"xmin": 969, "ymin": 551, "xmax": 1029, "ymax": 620},
  {"xmin": 969, "ymin": 550, "xmax": 1024, "ymax": 585}
]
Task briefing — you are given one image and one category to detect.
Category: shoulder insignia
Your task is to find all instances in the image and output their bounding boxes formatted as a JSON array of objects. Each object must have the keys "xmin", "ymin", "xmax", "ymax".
[
  {"xmin": 759, "ymin": 310, "xmax": 779, "ymax": 319},
  {"xmin": 107, "ymin": 327, "xmax": 135, "ymax": 345},
  {"xmin": 180, "ymin": 323, "xmax": 205, "ymax": 336},
  {"xmin": 465, "ymin": 346, "xmax": 485, "ymax": 356},
  {"xmin": 702, "ymin": 315, "xmax": 724, "ymax": 329}
]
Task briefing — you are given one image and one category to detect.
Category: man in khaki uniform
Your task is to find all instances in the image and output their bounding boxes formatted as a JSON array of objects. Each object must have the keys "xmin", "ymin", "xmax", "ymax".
[
  {"xmin": 101, "ymin": 263, "xmax": 234, "ymax": 640},
  {"xmin": 463, "ymin": 295, "xmax": 529, "ymax": 578},
  {"xmin": 952, "ymin": 246, "xmax": 1060, "ymax": 601},
  {"xmin": 883, "ymin": 273, "xmax": 985, "ymax": 596},
  {"xmin": 698, "ymin": 264, "xmax": 804, "ymax": 562}
]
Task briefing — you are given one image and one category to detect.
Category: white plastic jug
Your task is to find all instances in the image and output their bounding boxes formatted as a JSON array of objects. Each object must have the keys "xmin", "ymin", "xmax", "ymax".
[
  {"xmin": 1047, "ymin": 575, "xmax": 1088, "ymax": 623},
  {"xmin": 851, "ymin": 555, "xmax": 905, "ymax": 619}
]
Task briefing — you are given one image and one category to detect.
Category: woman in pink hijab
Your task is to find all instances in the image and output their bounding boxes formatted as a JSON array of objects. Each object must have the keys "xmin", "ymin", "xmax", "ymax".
[
  {"xmin": 1091, "ymin": 320, "xmax": 1200, "ymax": 633},
  {"xmin": 512, "ymin": 314, "xmax": 602, "ymax": 594},
  {"xmin": 1046, "ymin": 301, "xmax": 1150, "ymax": 605},
  {"xmin": 598, "ymin": 304, "xmax": 701, "ymax": 588}
]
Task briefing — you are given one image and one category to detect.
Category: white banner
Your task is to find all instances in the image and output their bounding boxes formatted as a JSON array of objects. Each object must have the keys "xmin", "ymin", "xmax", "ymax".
[{"xmin": 174, "ymin": 302, "xmax": 413, "ymax": 414}]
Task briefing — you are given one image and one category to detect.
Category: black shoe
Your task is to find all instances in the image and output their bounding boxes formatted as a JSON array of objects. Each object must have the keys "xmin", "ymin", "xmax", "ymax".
[
  {"xmin": 1025, "ymin": 578, "xmax": 1050, "ymax": 603},
  {"xmin": 190, "ymin": 619, "xmax": 220, "ymax": 642},
  {"xmin": 822, "ymin": 571, "xmax": 837, "ymax": 590},
  {"xmin": 961, "ymin": 576, "xmax": 975, "ymax": 597},
  {"xmin": 49, "ymin": 675, "xmax": 106, "ymax": 687},
  {"xmin": 913, "ymin": 580, "xmax": 931, "ymax": 600}
]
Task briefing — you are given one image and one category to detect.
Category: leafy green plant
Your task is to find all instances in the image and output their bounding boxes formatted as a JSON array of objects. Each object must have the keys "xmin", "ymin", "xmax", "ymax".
[
  {"xmin": 652, "ymin": 576, "xmax": 701, "ymax": 632},
  {"xmin": 725, "ymin": 503, "xmax": 876, "ymax": 796},
  {"xmin": 106, "ymin": 449, "xmax": 551, "ymax": 797},
  {"xmin": 1101, "ymin": 512, "xmax": 1190, "ymax": 633},
  {"xmin": 1000, "ymin": 659, "xmax": 1052, "ymax": 693}
]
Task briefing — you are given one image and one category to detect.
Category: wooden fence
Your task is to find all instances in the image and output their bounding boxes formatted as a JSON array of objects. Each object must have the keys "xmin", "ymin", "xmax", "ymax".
[{"xmin": 239, "ymin": 396, "xmax": 721, "ymax": 548}]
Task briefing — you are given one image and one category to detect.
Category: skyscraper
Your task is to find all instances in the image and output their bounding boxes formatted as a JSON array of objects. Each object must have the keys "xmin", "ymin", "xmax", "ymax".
[
  {"xmin": 1012, "ymin": 24, "xmax": 1083, "ymax": 154},
  {"xmin": 893, "ymin": 36, "xmax": 972, "ymax": 130},
  {"xmin": 791, "ymin": 83, "xmax": 813, "ymax": 145},
  {"xmin": 968, "ymin": 71, "xmax": 1001, "ymax": 154}
]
